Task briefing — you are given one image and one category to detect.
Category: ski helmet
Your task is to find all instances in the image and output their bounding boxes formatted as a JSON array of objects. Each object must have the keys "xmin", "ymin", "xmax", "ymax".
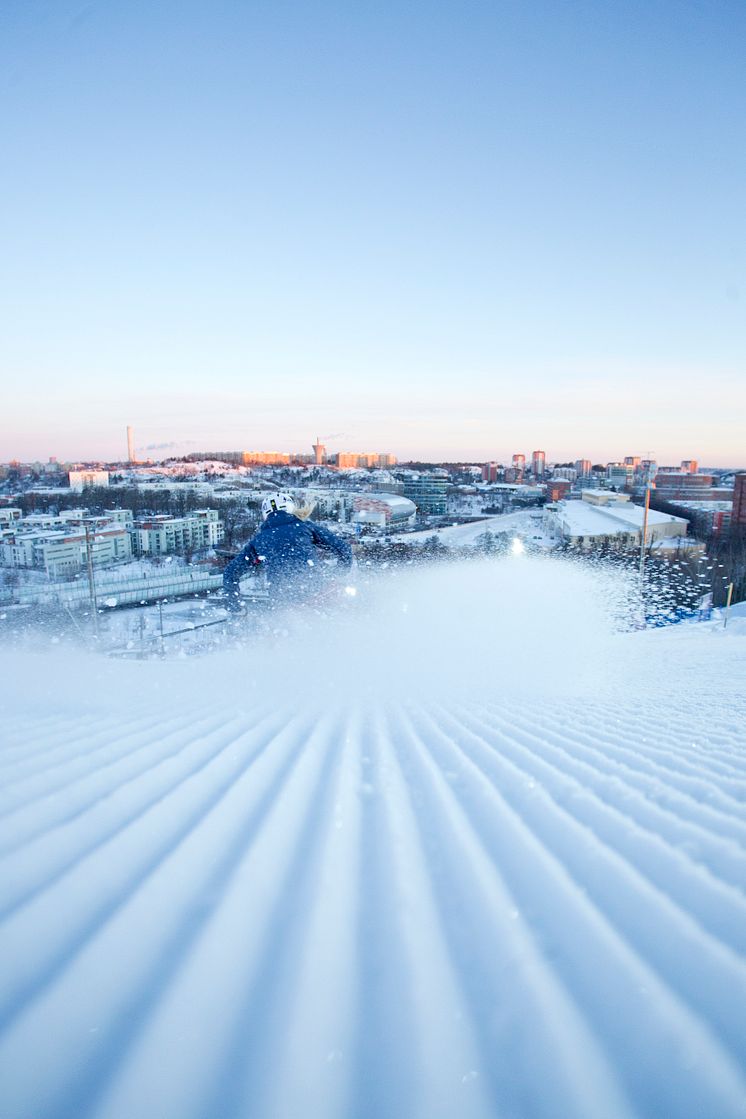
[{"xmin": 261, "ymin": 492, "xmax": 296, "ymax": 519}]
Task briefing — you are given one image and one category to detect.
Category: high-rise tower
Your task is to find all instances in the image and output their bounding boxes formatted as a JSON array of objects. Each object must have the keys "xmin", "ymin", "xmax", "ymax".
[{"xmin": 127, "ymin": 426, "xmax": 135, "ymax": 463}]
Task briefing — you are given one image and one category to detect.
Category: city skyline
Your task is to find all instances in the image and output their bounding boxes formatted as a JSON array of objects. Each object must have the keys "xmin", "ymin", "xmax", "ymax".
[
  {"xmin": 3, "ymin": 431, "xmax": 743, "ymax": 472},
  {"xmin": 2, "ymin": 2, "xmax": 745, "ymax": 467}
]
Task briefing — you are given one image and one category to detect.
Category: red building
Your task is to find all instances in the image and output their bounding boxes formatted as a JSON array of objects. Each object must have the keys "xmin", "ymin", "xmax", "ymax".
[
  {"xmin": 712, "ymin": 510, "xmax": 732, "ymax": 535},
  {"xmin": 654, "ymin": 473, "xmax": 720, "ymax": 501},
  {"xmin": 733, "ymin": 473, "xmax": 746, "ymax": 526},
  {"xmin": 545, "ymin": 479, "xmax": 571, "ymax": 503}
]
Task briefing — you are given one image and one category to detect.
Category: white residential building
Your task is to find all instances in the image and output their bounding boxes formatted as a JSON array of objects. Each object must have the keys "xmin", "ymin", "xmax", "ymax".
[
  {"xmin": 68, "ymin": 470, "xmax": 110, "ymax": 491},
  {"xmin": 1, "ymin": 526, "xmax": 132, "ymax": 578},
  {"xmin": 1, "ymin": 508, "xmax": 222, "ymax": 574},
  {"xmin": 134, "ymin": 510, "xmax": 224, "ymax": 556}
]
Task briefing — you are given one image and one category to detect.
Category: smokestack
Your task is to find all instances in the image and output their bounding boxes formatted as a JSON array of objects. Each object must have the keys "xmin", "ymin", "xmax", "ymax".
[{"xmin": 127, "ymin": 426, "xmax": 135, "ymax": 463}]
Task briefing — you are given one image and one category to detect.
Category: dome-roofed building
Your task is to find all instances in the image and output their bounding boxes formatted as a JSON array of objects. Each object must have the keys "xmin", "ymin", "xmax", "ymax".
[{"xmin": 352, "ymin": 493, "xmax": 416, "ymax": 528}]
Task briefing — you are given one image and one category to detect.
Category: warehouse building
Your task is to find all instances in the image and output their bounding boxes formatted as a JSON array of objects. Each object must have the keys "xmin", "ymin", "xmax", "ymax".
[{"xmin": 547, "ymin": 493, "xmax": 688, "ymax": 548}]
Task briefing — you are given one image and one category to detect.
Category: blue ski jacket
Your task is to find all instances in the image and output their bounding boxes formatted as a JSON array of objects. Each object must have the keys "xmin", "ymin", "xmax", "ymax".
[{"xmin": 223, "ymin": 510, "xmax": 352, "ymax": 607}]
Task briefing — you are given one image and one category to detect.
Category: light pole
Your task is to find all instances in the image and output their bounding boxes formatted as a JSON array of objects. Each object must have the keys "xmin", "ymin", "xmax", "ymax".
[
  {"xmin": 84, "ymin": 523, "xmax": 99, "ymax": 639},
  {"xmin": 639, "ymin": 480, "xmax": 651, "ymax": 577}
]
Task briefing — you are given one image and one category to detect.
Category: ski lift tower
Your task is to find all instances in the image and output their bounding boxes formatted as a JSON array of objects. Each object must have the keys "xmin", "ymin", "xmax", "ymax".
[{"xmin": 639, "ymin": 451, "xmax": 655, "ymax": 576}]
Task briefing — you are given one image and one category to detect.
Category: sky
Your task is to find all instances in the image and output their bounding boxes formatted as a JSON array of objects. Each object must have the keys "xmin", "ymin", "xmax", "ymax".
[{"xmin": 1, "ymin": 0, "xmax": 744, "ymax": 467}]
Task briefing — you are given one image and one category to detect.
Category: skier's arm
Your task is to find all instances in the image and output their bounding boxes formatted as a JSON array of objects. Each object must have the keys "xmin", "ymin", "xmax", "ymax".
[
  {"xmin": 309, "ymin": 523, "xmax": 353, "ymax": 568},
  {"xmin": 223, "ymin": 543, "xmax": 261, "ymax": 605}
]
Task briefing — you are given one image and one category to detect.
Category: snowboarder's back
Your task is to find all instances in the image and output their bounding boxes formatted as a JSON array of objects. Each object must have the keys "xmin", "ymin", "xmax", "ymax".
[{"xmin": 223, "ymin": 493, "xmax": 352, "ymax": 609}]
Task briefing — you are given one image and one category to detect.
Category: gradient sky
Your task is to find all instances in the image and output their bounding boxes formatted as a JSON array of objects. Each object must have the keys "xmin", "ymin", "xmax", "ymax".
[{"xmin": 2, "ymin": 0, "xmax": 744, "ymax": 466}]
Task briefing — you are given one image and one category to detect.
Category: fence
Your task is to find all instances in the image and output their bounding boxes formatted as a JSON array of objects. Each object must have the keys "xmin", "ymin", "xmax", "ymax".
[{"xmin": 0, "ymin": 569, "xmax": 232, "ymax": 609}]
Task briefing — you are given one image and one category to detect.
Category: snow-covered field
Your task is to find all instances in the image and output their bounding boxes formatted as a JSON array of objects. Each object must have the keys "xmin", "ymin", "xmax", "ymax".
[
  {"xmin": 1, "ymin": 558, "xmax": 745, "ymax": 1119},
  {"xmin": 388, "ymin": 509, "xmax": 550, "ymax": 547}
]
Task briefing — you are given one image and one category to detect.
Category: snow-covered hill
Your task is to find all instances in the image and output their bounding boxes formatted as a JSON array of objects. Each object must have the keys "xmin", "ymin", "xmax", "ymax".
[{"xmin": 1, "ymin": 559, "xmax": 745, "ymax": 1119}]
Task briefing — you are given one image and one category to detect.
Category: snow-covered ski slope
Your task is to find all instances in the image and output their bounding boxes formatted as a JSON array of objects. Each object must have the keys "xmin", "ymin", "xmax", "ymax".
[{"xmin": 1, "ymin": 559, "xmax": 745, "ymax": 1119}]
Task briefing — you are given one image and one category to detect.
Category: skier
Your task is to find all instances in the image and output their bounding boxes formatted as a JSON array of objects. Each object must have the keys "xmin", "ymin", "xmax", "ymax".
[{"xmin": 222, "ymin": 492, "xmax": 353, "ymax": 612}]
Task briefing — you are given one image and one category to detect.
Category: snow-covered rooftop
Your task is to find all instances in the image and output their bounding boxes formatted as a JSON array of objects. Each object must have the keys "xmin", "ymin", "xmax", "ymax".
[
  {"xmin": 669, "ymin": 500, "xmax": 734, "ymax": 512},
  {"xmin": 356, "ymin": 492, "xmax": 414, "ymax": 510},
  {"xmin": 387, "ymin": 509, "xmax": 548, "ymax": 546},
  {"xmin": 556, "ymin": 499, "xmax": 687, "ymax": 537}
]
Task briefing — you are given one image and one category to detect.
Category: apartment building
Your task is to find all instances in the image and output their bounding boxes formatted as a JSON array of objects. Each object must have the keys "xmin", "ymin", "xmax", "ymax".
[
  {"xmin": 134, "ymin": 510, "xmax": 224, "ymax": 556},
  {"xmin": 1, "ymin": 526, "xmax": 132, "ymax": 578}
]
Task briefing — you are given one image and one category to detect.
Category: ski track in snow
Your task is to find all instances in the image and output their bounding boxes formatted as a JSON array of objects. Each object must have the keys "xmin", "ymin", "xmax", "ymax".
[{"xmin": 1, "ymin": 573, "xmax": 746, "ymax": 1119}]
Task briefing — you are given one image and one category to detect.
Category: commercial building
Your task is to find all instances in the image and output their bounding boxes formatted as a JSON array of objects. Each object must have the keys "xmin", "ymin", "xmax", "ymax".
[
  {"xmin": 545, "ymin": 478, "xmax": 572, "ymax": 503},
  {"xmin": 352, "ymin": 494, "xmax": 417, "ymax": 527},
  {"xmin": 655, "ymin": 471, "xmax": 714, "ymax": 491},
  {"xmin": 606, "ymin": 464, "xmax": 635, "ymax": 490},
  {"xmin": 581, "ymin": 490, "xmax": 631, "ymax": 507},
  {"xmin": 662, "ymin": 502, "xmax": 733, "ymax": 537},
  {"xmin": 653, "ymin": 473, "xmax": 732, "ymax": 503},
  {"xmin": 401, "ymin": 476, "xmax": 448, "ymax": 515},
  {"xmin": 477, "ymin": 482, "xmax": 544, "ymax": 506},
  {"xmin": 547, "ymin": 492, "xmax": 688, "ymax": 548}
]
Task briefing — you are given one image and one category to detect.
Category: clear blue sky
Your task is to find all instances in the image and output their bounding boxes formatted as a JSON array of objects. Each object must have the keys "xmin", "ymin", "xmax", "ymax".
[{"xmin": 1, "ymin": 0, "xmax": 744, "ymax": 465}]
